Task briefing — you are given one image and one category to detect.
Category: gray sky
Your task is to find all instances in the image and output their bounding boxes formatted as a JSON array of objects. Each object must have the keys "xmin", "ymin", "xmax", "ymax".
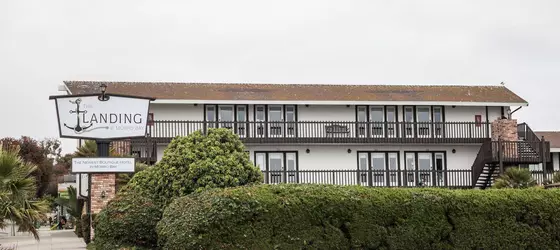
[{"xmin": 1, "ymin": 0, "xmax": 559, "ymax": 154}]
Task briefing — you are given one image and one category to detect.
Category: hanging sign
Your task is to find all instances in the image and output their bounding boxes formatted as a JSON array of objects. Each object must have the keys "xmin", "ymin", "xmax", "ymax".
[
  {"xmin": 72, "ymin": 157, "xmax": 135, "ymax": 173},
  {"xmin": 50, "ymin": 94, "xmax": 152, "ymax": 140}
]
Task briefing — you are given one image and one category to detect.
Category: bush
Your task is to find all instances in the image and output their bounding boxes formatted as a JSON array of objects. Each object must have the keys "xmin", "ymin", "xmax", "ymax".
[
  {"xmin": 553, "ymin": 172, "xmax": 560, "ymax": 183},
  {"xmin": 127, "ymin": 129, "xmax": 263, "ymax": 205},
  {"xmin": 157, "ymin": 184, "xmax": 560, "ymax": 249},
  {"xmin": 94, "ymin": 128, "xmax": 262, "ymax": 249},
  {"xmin": 92, "ymin": 189, "xmax": 160, "ymax": 249},
  {"xmin": 81, "ymin": 213, "xmax": 97, "ymax": 244},
  {"xmin": 493, "ymin": 167, "xmax": 537, "ymax": 188},
  {"xmin": 74, "ymin": 219, "xmax": 82, "ymax": 238}
]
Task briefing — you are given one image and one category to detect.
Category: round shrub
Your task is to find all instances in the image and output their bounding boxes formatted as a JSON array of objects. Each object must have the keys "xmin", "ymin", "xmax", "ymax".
[
  {"xmin": 127, "ymin": 128, "xmax": 263, "ymax": 205},
  {"xmin": 92, "ymin": 189, "xmax": 161, "ymax": 249},
  {"xmin": 94, "ymin": 128, "xmax": 263, "ymax": 249},
  {"xmin": 157, "ymin": 185, "xmax": 560, "ymax": 250}
]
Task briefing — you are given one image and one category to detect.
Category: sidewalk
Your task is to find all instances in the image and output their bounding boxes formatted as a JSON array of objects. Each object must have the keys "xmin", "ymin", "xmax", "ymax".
[{"xmin": 0, "ymin": 228, "xmax": 86, "ymax": 250}]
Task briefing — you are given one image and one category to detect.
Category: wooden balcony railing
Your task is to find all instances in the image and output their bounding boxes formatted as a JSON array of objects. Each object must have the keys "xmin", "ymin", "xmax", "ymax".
[
  {"xmin": 261, "ymin": 169, "xmax": 473, "ymax": 188},
  {"xmin": 261, "ymin": 169, "xmax": 556, "ymax": 188},
  {"xmin": 146, "ymin": 121, "xmax": 491, "ymax": 143}
]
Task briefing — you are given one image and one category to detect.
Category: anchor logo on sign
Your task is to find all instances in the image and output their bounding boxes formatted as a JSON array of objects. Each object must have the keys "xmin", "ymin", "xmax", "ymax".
[{"xmin": 64, "ymin": 98, "xmax": 94, "ymax": 134}]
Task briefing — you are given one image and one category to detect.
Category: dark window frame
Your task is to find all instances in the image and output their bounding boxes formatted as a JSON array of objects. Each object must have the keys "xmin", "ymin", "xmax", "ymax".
[
  {"xmin": 356, "ymin": 151, "xmax": 401, "ymax": 186},
  {"xmin": 403, "ymin": 151, "xmax": 448, "ymax": 186},
  {"xmin": 254, "ymin": 151, "xmax": 299, "ymax": 183}
]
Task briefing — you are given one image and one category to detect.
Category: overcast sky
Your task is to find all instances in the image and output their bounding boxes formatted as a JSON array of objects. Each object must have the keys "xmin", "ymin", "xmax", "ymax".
[{"xmin": 1, "ymin": 0, "xmax": 559, "ymax": 153}]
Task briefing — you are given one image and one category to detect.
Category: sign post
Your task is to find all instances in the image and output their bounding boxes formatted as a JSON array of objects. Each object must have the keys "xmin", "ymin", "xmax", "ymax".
[{"xmin": 50, "ymin": 83, "xmax": 154, "ymax": 242}]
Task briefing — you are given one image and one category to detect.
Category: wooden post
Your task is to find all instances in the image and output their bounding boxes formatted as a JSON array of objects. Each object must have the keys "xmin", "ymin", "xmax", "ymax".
[
  {"xmin": 499, "ymin": 139, "xmax": 504, "ymax": 175},
  {"xmin": 542, "ymin": 136, "xmax": 547, "ymax": 183}
]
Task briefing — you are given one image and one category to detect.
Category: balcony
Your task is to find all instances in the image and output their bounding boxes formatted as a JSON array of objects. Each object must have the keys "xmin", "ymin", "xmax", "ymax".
[
  {"xmin": 260, "ymin": 169, "xmax": 555, "ymax": 188},
  {"xmin": 262, "ymin": 169, "xmax": 474, "ymax": 188},
  {"xmin": 146, "ymin": 120, "xmax": 491, "ymax": 144}
]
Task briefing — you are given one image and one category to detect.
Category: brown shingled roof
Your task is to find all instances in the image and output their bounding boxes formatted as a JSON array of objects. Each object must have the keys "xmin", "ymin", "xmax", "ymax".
[
  {"xmin": 63, "ymin": 81, "xmax": 527, "ymax": 104},
  {"xmin": 536, "ymin": 132, "xmax": 560, "ymax": 148}
]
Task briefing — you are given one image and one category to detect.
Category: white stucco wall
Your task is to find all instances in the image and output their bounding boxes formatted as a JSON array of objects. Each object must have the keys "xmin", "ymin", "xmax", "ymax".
[
  {"xmin": 150, "ymin": 143, "xmax": 479, "ymax": 171},
  {"xmin": 298, "ymin": 105, "xmax": 355, "ymax": 121},
  {"xmin": 149, "ymin": 104, "xmax": 203, "ymax": 120},
  {"xmin": 244, "ymin": 144, "xmax": 479, "ymax": 171},
  {"xmin": 147, "ymin": 103, "xmax": 503, "ymax": 123}
]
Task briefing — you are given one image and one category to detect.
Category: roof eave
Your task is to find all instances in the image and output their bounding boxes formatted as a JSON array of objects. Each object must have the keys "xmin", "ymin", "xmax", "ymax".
[{"xmin": 151, "ymin": 99, "xmax": 528, "ymax": 107}]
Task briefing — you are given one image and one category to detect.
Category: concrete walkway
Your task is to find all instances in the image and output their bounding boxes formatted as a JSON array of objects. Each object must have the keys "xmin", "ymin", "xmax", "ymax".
[{"xmin": 0, "ymin": 228, "xmax": 86, "ymax": 250}]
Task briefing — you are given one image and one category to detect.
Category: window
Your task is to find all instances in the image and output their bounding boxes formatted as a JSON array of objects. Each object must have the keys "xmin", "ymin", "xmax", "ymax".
[
  {"xmin": 206, "ymin": 105, "xmax": 216, "ymax": 121},
  {"xmin": 358, "ymin": 153, "xmax": 368, "ymax": 185},
  {"xmin": 218, "ymin": 106, "xmax": 234, "ymax": 122},
  {"xmin": 405, "ymin": 152, "xmax": 416, "ymax": 184},
  {"xmin": 433, "ymin": 107, "xmax": 443, "ymax": 136},
  {"xmin": 370, "ymin": 106, "xmax": 384, "ymax": 136},
  {"xmin": 371, "ymin": 153, "xmax": 386, "ymax": 184},
  {"xmin": 255, "ymin": 151, "xmax": 298, "ymax": 184},
  {"xmin": 237, "ymin": 106, "xmax": 247, "ymax": 136},
  {"xmin": 255, "ymin": 106, "xmax": 265, "ymax": 121},
  {"xmin": 268, "ymin": 106, "xmax": 283, "ymax": 136},
  {"xmin": 286, "ymin": 105, "xmax": 295, "ymax": 135},
  {"xmin": 417, "ymin": 107, "xmax": 431, "ymax": 137},
  {"xmin": 404, "ymin": 151, "xmax": 447, "ymax": 187},
  {"xmin": 357, "ymin": 151, "xmax": 400, "ymax": 187},
  {"xmin": 386, "ymin": 106, "xmax": 397, "ymax": 137},
  {"xmin": 357, "ymin": 106, "xmax": 367, "ymax": 136},
  {"xmin": 404, "ymin": 106, "xmax": 414, "ymax": 137}
]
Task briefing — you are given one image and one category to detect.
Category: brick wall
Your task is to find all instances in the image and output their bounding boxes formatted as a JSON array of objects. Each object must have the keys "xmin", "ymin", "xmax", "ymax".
[
  {"xmin": 491, "ymin": 118, "xmax": 518, "ymax": 141},
  {"xmin": 491, "ymin": 118, "xmax": 518, "ymax": 159},
  {"xmin": 90, "ymin": 173, "xmax": 116, "ymax": 238}
]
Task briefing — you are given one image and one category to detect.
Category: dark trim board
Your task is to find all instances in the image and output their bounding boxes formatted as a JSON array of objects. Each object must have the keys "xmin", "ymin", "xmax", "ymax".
[{"xmin": 145, "ymin": 136, "xmax": 490, "ymax": 145}]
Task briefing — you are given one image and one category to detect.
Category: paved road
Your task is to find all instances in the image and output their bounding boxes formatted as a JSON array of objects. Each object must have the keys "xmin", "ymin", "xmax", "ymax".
[{"xmin": 0, "ymin": 228, "xmax": 86, "ymax": 250}]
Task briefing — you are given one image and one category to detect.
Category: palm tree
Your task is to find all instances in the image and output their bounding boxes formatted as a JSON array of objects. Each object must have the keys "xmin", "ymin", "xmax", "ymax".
[
  {"xmin": 54, "ymin": 186, "xmax": 80, "ymax": 221},
  {"xmin": 0, "ymin": 144, "xmax": 48, "ymax": 240},
  {"xmin": 493, "ymin": 167, "xmax": 537, "ymax": 189},
  {"xmin": 75, "ymin": 140, "xmax": 116, "ymax": 157}
]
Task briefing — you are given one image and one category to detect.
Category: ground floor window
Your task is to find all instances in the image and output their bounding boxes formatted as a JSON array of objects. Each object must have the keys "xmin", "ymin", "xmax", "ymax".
[
  {"xmin": 254, "ymin": 151, "xmax": 298, "ymax": 183},
  {"xmin": 357, "ymin": 151, "xmax": 447, "ymax": 187},
  {"xmin": 404, "ymin": 151, "xmax": 447, "ymax": 186}
]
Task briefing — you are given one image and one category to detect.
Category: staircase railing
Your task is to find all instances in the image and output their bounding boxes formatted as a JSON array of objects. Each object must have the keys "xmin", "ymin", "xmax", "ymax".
[
  {"xmin": 471, "ymin": 141, "xmax": 493, "ymax": 187},
  {"xmin": 517, "ymin": 123, "xmax": 541, "ymax": 142},
  {"xmin": 517, "ymin": 122, "xmax": 544, "ymax": 162}
]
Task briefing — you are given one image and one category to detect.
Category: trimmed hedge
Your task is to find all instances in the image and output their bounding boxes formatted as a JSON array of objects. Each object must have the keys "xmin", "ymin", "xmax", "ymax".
[
  {"xmin": 158, "ymin": 184, "xmax": 560, "ymax": 249},
  {"xmin": 92, "ymin": 189, "xmax": 161, "ymax": 249}
]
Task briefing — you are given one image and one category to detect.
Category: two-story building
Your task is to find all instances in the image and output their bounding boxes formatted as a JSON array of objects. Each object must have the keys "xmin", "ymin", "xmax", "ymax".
[{"xmin": 62, "ymin": 81, "xmax": 551, "ymax": 189}]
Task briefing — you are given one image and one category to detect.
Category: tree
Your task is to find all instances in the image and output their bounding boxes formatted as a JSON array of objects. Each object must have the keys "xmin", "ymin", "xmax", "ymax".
[
  {"xmin": 128, "ymin": 128, "xmax": 263, "ymax": 204},
  {"xmin": 54, "ymin": 186, "xmax": 80, "ymax": 219},
  {"xmin": 94, "ymin": 128, "xmax": 263, "ymax": 248},
  {"xmin": 0, "ymin": 137, "xmax": 60, "ymax": 198},
  {"xmin": 493, "ymin": 167, "xmax": 537, "ymax": 189},
  {"xmin": 74, "ymin": 140, "xmax": 116, "ymax": 157},
  {"xmin": 0, "ymin": 144, "xmax": 48, "ymax": 240}
]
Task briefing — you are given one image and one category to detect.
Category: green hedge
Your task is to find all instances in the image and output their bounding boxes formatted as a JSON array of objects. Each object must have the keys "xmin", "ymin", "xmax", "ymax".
[
  {"xmin": 92, "ymin": 189, "xmax": 160, "ymax": 249},
  {"xmin": 157, "ymin": 184, "xmax": 560, "ymax": 249}
]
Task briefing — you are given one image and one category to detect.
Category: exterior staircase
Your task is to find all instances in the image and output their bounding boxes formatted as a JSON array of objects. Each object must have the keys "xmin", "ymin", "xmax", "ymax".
[{"xmin": 472, "ymin": 123, "xmax": 550, "ymax": 189}]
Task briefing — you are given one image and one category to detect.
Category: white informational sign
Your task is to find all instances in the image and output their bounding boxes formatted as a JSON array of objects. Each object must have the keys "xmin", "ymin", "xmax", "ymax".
[
  {"xmin": 72, "ymin": 157, "xmax": 135, "ymax": 173},
  {"xmin": 53, "ymin": 95, "xmax": 151, "ymax": 139}
]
